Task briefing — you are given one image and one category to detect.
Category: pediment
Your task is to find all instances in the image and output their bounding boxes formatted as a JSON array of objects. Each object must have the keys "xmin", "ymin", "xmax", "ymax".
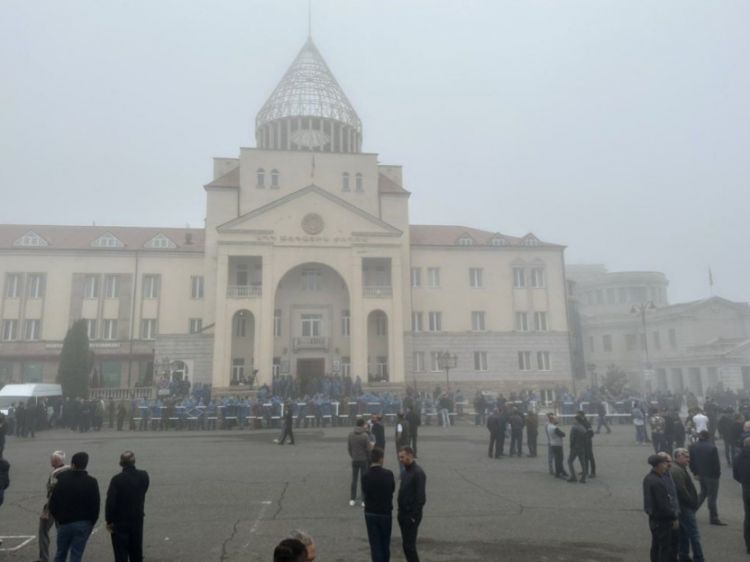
[{"xmin": 217, "ymin": 185, "xmax": 402, "ymax": 239}]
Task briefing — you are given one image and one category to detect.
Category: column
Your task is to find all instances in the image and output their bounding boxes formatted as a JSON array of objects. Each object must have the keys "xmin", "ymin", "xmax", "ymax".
[
  {"xmin": 350, "ymin": 254, "xmax": 367, "ymax": 379},
  {"xmin": 389, "ymin": 258, "xmax": 405, "ymax": 383},
  {"xmin": 255, "ymin": 252, "xmax": 276, "ymax": 387},
  {"xmin": 211, "ymin": 252, "xmax": 230, "ymax": 387}
]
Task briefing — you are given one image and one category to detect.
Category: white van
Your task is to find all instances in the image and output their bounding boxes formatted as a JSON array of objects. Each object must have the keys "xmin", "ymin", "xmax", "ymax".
[{"xmin": 0, "ymin": 383, "xmax": 63, "ymax": 415}]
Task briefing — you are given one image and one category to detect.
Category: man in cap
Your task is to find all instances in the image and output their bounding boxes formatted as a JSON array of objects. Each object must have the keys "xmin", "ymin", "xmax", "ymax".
[{"xmin": 643, "ymin": 453, "xmax": 679, "ymax": 562}]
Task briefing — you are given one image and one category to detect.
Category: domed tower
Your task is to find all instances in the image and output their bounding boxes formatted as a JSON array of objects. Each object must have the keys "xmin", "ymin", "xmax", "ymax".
[{"xmin": 255, "ymin": 38, "xmax": 362, "ymax": 153}]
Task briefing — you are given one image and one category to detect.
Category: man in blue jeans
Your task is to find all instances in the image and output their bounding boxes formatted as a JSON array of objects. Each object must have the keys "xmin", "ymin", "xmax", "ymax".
[
  {"xmin": 49, "ymin": 452, "xmax": 100, "ymax": 562},
  {"xmin": 671, "ymin": 448, "xmax": 705, "ymax": 562},
  {"xmin": 362, "ymin": 448, "xmax": 395, "ymax": 562}
]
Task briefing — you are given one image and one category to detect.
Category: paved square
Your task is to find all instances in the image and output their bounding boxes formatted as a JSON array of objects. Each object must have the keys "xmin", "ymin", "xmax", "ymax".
[{"xmin": 0, "ymin": 423, "xmax": 746, "ymax": 561}]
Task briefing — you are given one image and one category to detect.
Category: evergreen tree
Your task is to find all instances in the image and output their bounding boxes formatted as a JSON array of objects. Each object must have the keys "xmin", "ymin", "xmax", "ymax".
[{"xmin": 57, "ymin": 319, "xmax": 91, "ymax": 398}]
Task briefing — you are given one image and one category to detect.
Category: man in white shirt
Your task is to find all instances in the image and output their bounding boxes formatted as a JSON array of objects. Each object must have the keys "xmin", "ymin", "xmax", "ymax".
[{"xmin": 693, "ymin": 411, "xmax": 709, "ymax": 434}]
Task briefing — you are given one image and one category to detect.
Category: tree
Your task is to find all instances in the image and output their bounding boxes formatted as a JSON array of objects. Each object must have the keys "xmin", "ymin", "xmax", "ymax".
[
  {"xmin": 57, "ymin": 319, "xmax": 91, "ymax": 398},
  {"xmin": 603, "ymin": 364, "xmax": 629, "ymax": 397}
]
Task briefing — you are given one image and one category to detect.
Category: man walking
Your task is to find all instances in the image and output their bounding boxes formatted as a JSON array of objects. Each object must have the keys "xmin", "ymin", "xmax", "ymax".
[
  {"xmin": 38, "ymin": 450, "xmax": 70, "ymax": 562},
  {"xmin": 567, "ymin": 412, "xmax": 588, "ymax": 483},
  {"xmin": 48, "ymin": 452, "xmax": 100, "ymax": 562},
  {"xmin": 671, "ymin": 448, "xmax": 705, "ymax": 562},
  {"xmin": 277, "ymin": 402, "xmax": 295, "ymax": 445},
  {"xmin": 362, "ymin": 448, "xmax": 395, "ymax": 562},
  {"xmin": 733, "ymin": 437, "xmax": 750, "ymax": 554},
  {"xmin": 643, "ymin": 454, "xmax": 679, "ymax": 562},
  {"xmin": 371, "ymin": 414, "xmax": 385, "ymax": 453},
  {"xmin": 397, "ymin": 447, "xmax": 426, "ymax": 562},
  {"xmin": 348, "ymin": 418, "xmax": 371, "ymax": 506},
  {"xmin": 106, "ymin": 451, "xmax": 150, "ymax": 562},
  {"xmin": 690, "ymin": 430, "xmax": 727, "ymax": 525}
]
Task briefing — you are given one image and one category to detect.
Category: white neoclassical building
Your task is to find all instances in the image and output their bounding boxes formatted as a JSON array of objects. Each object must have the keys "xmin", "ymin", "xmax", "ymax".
[{"xmin": 0, "ymin": 38, "xmax": 573, "ymax": 392}]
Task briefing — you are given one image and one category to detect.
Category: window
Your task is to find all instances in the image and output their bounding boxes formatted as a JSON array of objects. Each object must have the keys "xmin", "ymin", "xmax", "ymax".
[
  {"xmin": 606, "ymin": 288, "xmax": 616, "ymax": 304},
  {"xmin": 84, "ymin": 275, "xmax": 99, "ymax": 299},
  {"xmin": 427, "ymin": 267, "xmax": 440, "ymax": 288},
  {"xmin": 234, "ymin": 315, "xmax": 247, "ymax": 337},
  {"xmin": 256, "ymin": 168, "xmax": 265, "ymax": 187},
  {"xmin": 144, "ymin": 234, "xmax": 176, "ymax": 249},
  {"xmin": 5, "ymin": 274, "xmax": 20, "ymax": 298},
  {"xmin": 274, "ymin": 309, "xmax": 283, "ymax": 337},
  {"xmin": 189, "ymin": 318, "xmax": 203, "ymax": 334},
  {"xmin": 302, "ymin": 269, "xmax": 321, "ymax": 291},
  {"xmin": 91, "ymin": 233, "xmax": 123, "ymax": 248},
  {"xmin": 2, "ymin": 320, "xmax": 18, "ymax": 341},
  {"xmin": 523, "ymin": 236, "xmax": 540, "ymax": 247},
  {"xmin": 411, "ymin": 311, "xmax": 423, "ymax": 333},
  {"xmin": 376, "ymin": 356, "xmax": 388, "ymax": 379},
  {"xmin": 471, "ymin": 311, "xmax": 486, "ymax": 332},
  {"xmin": 469, "ymin": 268, "xmax": 483, "ymax": 288},
  {"xmin": 530, "ymin": 268, "xmax": 545, "ymax": 288},
  {"xmin": 342, "ymin": 172, "xmax": 350, "ymax": 191},
  {"xmin": 534, "ymin": 312, "xmax": 548, "ymax": 331},
  {"xmin": 271, "ymin": 169, "xmax": 280, "ymax": 188},
  {"xmin": 272, "ymin": 358, "xmax": 281, "ymax": 378},
  {"xmin": 458, "ymin": 237, "xmax": 473, "ymax": 246},
  {"xmin": 490, "ymin": 237, "xmax": 507, "ymax": 247},
  {"xmin": 596, "ymin": 290, "xmax": 604, "ymax": 305},
  {"xmin": 232, "ymin": 358, "xmax": 245, "ymax": 379},
  {"xmin": 513, "ymin": 267, "xmax": 525, "ymax": 288},
  {"xmin": 341, "ymin": 357, "xmax": 351, "ymax": 377},
  {"xmin": 28, "ymin": 274, "xmax": 45, "ymax": 298},
  {"xmin": 191, "ymin": 276, "xmax": 204, "ymax": 299},
  {"xmin": 537, "ymin": 351, "xmax": 551, "ymax": 371},
  {"xmin": 410, "ymin": 267, "xmax": 421, "ymax": 288},
  {"xmin": 104, "ymin": 275, "xmax": 119, "ymax": 298},
  {"xmin": 625, "ymin": 334, "xmax": 637, "ymax": 352},
  {"xmin": 340, "ymin": 309, "xmax": 350, "ymax": 336},
  {"xmin": 103, "ymin": 319, "xmax": 118, "ymax": 340},
  {"xmin": 618, "ymin": 287, "xmax": 628, "ymax": 303},
  {"xmin": 588, "ymin": 336, "xmax": 595, "ymax": 353},
  {"xmin": 413, "ymin": 352, "xmax": 425, "ymax": 372},
  {"xmin": 355, "ymin": 173, "xmax": 363, "ymax": 192},
  {"xmin": 474, "ymin": 351, "xmax": 488, "ymax": 372},
  {"xmin": 653, "ymin": 331, "xmax": 661, "ymax": 350},
  {"xmin": 85, "ymin": 319, "xmax": 98, "ymax": 340},
  {"xmin": 668, "ymin": 328, "xmax": 677, "ymax": 349},
  {"xmin": 430, "ymin": 352, "xmax": 442, "ymax": 372},
  {"xmin": 142, "ymin": 275, "xmax": 159, "ymax": 299},
  {"xmin": 301, "ymin": 314, "xmax": 322, "ymax": 337},
  {"xmin": 141, "ymin": 319, "xmax": 157, "ymax": 340},
  {"xmin": 428, "ymin": 311, "xmax": 442, "ymax": 332},
  {"xmin": 515, "ymin": 312, "xmax": 530, "ymax": 332},
  {"xmin": 518, "ymin": 351, "xmax": 532, "ymax": 371},
  {"xmin": 602, "ymin": 334, "xmax": 613, "ymax": 352},
  {"xmin": 374, "ymin": 314, "xmax": 387, "ymax": 336},
  {"xmin": 14, "ymin": 230, "xmax": 48, "ymax": 247}
]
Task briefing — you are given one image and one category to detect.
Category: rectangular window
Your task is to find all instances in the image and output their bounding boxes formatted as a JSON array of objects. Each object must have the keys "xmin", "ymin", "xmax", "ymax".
[
  {"xmin": 189, "ymin": 318, "xmax": 203, "ymax": 334},
  {"xmin": 530, "ymin": 268, "xmax": 545, "ymax": 288},
  {"xmin": 537, "ymin": 351, "xmax": 551, "ymax": 371},
  {"xmin": 430, "ymin": 352, "xmax": 442, "ymax": 372},
  {"xmin": 142, "ymin": 275, "xmax": 159, "ymax": 299},
  {"xmin": 340, "ymin": 310, "xmax": 350, "ymax": 337},
  {"xmin": 28, "ymin": 274, "xmax": 45, "ymax": 298},
  {"xmin": 513, "ymin": 267, "xmax": 525, "ymax": 288},
  {"xmin": 413, "ymin": 351, "xmax": 425, "ymax": 372},
  {"xmin": 103, "ymin": 319, "xmax": 118, "ymax": 340},
  {"xmin": 518, "ymin": 351, "xmax": 532, "ymax": 371},
  {"xmin": 618, "ymin": 287, "xmax": 628, "ymax": 303},
  {"xmin": 428, "ymin": 311, "xmax": 442, "ymax": 332},
  {"xmin": 232, "ymin": 358, "xmax": 245, "ymax": 379},
  {"xmin": 84, "ymin": 275, "xmax": 99, "ymax": 299},
  {"xmin": 625, "ymin": 333, "xmax": 637, "ymax": 352},
  {"xmin": 85, "ymin": 319, "xmax": 98, "ymax": 340},
  {"xmin": 603, "ymin": 334, "xmax": 613, "ymax": 352},
  {"xmin": 596, "ymin": 290, "xmax": 604, "ymax": 304},
  {"xmin": 606, "ymin": 288, "xmax": 616, "ymax": 304},
  {"xmin": 375, "ymin": 314, "xmax": 387, "ymax": 336},
  {"xmin": 5, "ymin": 273, "xmax": 21, "ymax": 298},
  {"xmin": 191, "ymin": 276, "xmax": 204, "ymax": 299},
  {"xmin": 533, "ymin": 311, "xmax": 548, "ymax": 331},
  {"xmin": 2, "ymin": 319, "xmax": 18, "ymax": 341},
  {"xmin": 588, "ymin": 336, "xmax": 595, "ymax": 353},
  {"xmin": 668, "ymin": 328, "xmax": 677, "ymax": 348},
  {"xmin": 474, "ymin": 351, "xmax": 488, "ymax": 372},
  {"xmin": 469, "ymin": 268, "xmax": 483, "ymax": 288},
  {"xmin": 411, "ymin": 312, "xmax": 423, "ymax": 333},
  {"xmin": 141, "ymin": 319, "xmax": 157, "ymax": 340},
  {"xmin": 653, "ymin": 331, "xmax": 661, "ymax": 350},
  {"xmin": 24, "ymin": 319, "xmax": 41, "ymax": 341},
  {"xmin": 341, "ymin": 357, "xmax": 351, "ymax": 377},
  {"xmin": 104, "ymin": 275, "xmax": 119, "ymax": 298},
  {"xmin": 410, "ymin": 267, "xmax": 421, "ymax": 288},
  {"xmin": 471, "ymin": 311, "xmax": 486, "ymax": 331},
  {"xmin": 427, "ymin": 267, "xmax": 440, "ymax": 288},
  {"xmin": 514, "ymin": 312, "xmax": 529, "ymax": 332},
  {"xmin": 302, "ymin": 269, "xmax": 321, "ymax": 291},
  {"xmin": 234, "ymin": 315, "xmax": 247, "ymax": 337},
  {"xmin": 301, "ymin": 314, "xmax": 322, "ymax": 337}
]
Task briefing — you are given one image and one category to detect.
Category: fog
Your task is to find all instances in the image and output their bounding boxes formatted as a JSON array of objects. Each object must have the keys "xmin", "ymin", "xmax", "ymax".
[{"xmin": 1, "ymin": 0, "xmax": 748, "ymax": 303}]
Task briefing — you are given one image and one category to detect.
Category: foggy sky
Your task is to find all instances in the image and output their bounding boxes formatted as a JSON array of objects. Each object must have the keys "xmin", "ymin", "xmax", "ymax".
[{"xmin": 1, "ymin": 1, "xmax": 748, "ymax": 303}]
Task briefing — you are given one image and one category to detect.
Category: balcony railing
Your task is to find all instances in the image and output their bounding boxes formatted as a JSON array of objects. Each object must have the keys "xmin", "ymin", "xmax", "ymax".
[
  {"xmin": 227, "ymin": 285, "xmax": 262, "ymax": 298},
  {"xmin": 363, "ymin": 285, "xmax": 392, "ymax": 298},
  {"xmin": 293, "ymin": 336, "xmax": 329, "ymax": 351}
]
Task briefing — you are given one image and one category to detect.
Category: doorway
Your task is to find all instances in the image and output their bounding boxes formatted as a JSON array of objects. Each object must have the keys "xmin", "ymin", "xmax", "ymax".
[{"xmin": 297, "ymin": 358, "xmax": 325, "ymax": 395}]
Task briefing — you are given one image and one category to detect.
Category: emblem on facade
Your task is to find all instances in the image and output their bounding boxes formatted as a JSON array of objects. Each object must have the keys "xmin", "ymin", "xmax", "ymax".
[{"xmin": 301, "ymin": 213, "xmax": 325, "ymax": 235}]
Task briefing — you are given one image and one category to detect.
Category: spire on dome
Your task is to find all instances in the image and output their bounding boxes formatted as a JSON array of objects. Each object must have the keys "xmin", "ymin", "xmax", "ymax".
[{"xmin": 255, "ymin": 38, "xmax": 362, "ymax": 153}]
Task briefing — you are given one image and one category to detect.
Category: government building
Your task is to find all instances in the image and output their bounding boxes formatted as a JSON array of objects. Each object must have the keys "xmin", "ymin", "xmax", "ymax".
[{"xmin": 0, "ymin": 38, "xmax": 573, "ymax": 393}]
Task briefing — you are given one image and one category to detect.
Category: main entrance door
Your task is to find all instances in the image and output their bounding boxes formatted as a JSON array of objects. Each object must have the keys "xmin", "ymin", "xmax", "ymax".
[{"xmin": 297, "ymin": 358, "xmax": 325, "ymax": 395}]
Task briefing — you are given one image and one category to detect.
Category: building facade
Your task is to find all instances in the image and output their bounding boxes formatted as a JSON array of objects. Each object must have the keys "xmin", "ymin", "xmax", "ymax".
[{"xmin": 0, "ymin": 38, "xmax": 573, "ymax": 392}]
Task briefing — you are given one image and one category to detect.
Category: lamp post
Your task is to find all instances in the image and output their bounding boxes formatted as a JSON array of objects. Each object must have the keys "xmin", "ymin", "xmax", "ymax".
[
  {"xmin": 631, "ymin": 301, "xmax": 656, "ymax": 390},
  {"xmin": 437, "ymin": 351, "xmax": 458, "ymax": 393}
]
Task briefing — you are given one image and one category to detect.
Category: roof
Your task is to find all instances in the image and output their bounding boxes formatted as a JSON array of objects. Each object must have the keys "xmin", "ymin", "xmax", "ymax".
[
  {"xmin": 378, "ymin": 173, "xmax": 409, "ymax": 195},
  {"xmin": 0, "ymin": 224, "xmax": 205, "ymax": 253},
  {"xmin": 651, "ymin": 296, "xmax": 750, "ymax": 317},
  {"xmin": 204, "ymin": 166, "xmax": 240, "ymax": 189},
  {"xmin": 0, "ymin": 384, "xmax": 62, "ymax": 398},
  {"xmin": 409, "ymin": 225, "xmax": 562, "ymax": 248}
]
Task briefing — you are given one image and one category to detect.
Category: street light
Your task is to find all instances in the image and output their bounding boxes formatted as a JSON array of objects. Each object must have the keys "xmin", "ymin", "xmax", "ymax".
[
  {"xmin": 437, "ymin": 351, "xmax": 458, "ymax": 392},
  {"xmin": 631, "ymin": 301, "xmax": 656, "ymax": 390}
]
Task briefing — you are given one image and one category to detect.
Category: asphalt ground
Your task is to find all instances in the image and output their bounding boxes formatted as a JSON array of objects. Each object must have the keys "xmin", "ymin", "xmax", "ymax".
[{"xmin": 0, "ymin": 421, "xmax": 747, "ymax": 561}]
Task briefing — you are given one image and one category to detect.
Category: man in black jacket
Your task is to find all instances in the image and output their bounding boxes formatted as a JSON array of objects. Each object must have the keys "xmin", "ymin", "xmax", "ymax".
[
  {"xmin": 733, "ymin": 437, "xmax": 750, "ymax": 554},
  {"xmin": 406, "ymin": 406, "xmax": 421, "ymax": 457},
  {"xmin": 106, "ymin": 451, "xmax": 150, "ymax": 562},
  {"xmin": 397, "ymin": 447, "xmax": 426, "ymax": 562},
  {"xmin": 567, "ymin": 413, "xmax": 588, "ymax": 483},
  {"xmin": 689, "ymin": 430, "xmax": 726, "ymax": 525},
  {"xmin": 278, "ymin": 402, "xmax": 295, "ymax": 445},
  {"xmin": 49, "ymin": 451, "xmax": 100, "ymax": 562},
  {"xmin": 643, "ymin": 454, "xmax": 678, "ymax": 562},
  {"xmin": 487, "ymin": 409, "xmax": 501, "ymax": 459},
  {"xmin": 362, "ymin": 447, "xmax": 395, "ymax": 562},
  {"xmin": 371, "ymin": 414, "xmax": 386, "ymax": 452},
  {"xmin": 671, "ymin": 448, "xmax": 705, "ymax": 562}
]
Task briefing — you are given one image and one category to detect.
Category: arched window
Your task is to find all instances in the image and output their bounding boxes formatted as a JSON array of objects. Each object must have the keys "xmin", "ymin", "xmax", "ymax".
[
  {"xmin": 256, "ymin": 168, "xmax": 265, "ymax": 188},
  {"xmin": 355, "ymin": 173, "xmax": 363, "ymax": 192},
  {"xmin": 342, "ymin": 172, "xmax": 350, "ymax": 191},
  {"xmin": 270, "ymin": 169, "xmax": 279, "ymax": 188}
]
